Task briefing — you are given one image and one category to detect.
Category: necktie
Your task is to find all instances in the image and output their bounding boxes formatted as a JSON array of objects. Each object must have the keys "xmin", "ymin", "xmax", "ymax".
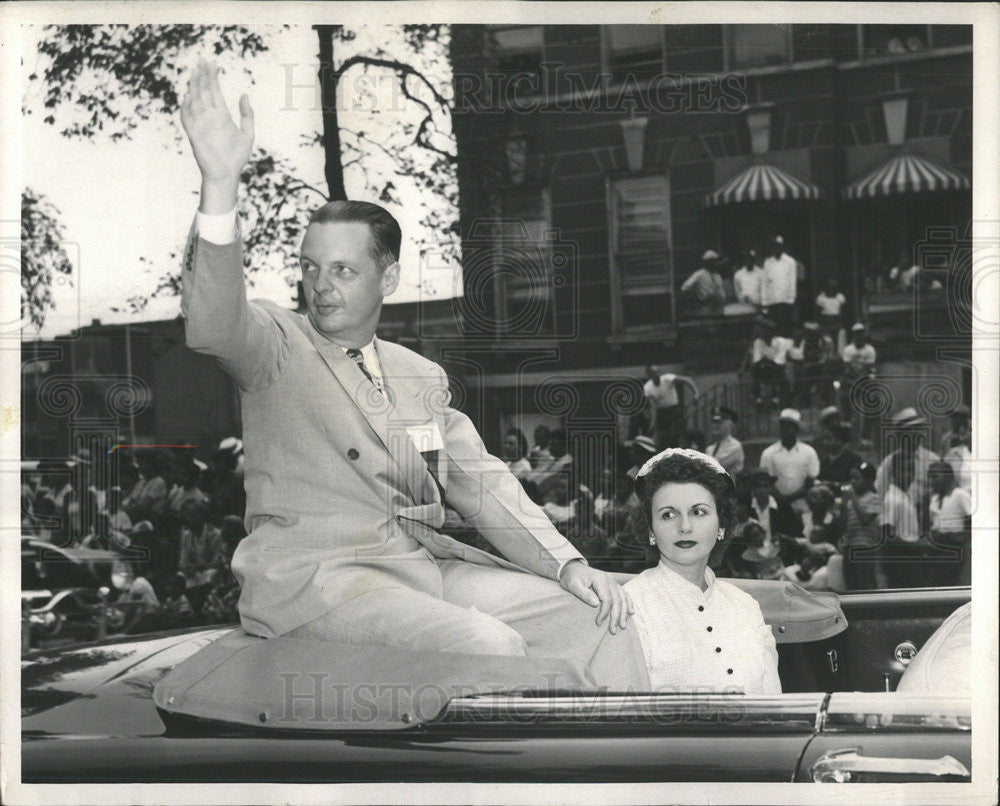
[{"xmin": 346, "ymin": 348, "xmax": 376, "ymax": 387}]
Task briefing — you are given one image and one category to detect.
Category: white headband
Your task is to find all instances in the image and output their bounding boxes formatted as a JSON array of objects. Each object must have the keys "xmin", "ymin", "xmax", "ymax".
[{"xmin": 635, "ymin": 447, "xmax": 730, "ymax": 480}]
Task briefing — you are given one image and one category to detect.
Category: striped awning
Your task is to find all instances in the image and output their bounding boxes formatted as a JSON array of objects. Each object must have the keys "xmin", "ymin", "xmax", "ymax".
[
  {"xmin": 844, "ymin": 154, "xmax": 969, "ymax": 200},
  {"xmin": 704, "ymin": 163, "xmax": 823, "ymax": 207}
]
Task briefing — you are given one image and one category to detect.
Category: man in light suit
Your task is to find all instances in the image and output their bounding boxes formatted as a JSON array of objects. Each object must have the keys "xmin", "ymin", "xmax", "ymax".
[{"xmin": 179, "ymin": 63, "xmax": 643, "ymax": 686}]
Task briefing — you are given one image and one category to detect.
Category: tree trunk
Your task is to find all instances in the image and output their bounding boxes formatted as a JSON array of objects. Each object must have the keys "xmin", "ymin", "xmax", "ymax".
[{"xmin": 315, "ymin": 25, "xmax": 346, "ymax": 201}]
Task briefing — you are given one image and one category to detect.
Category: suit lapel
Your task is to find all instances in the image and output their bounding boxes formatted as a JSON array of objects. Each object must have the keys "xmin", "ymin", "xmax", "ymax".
[
  {"xmin": 304, "ymin": 324, "xmax": 439, "ymax": 506},
  {"xmin": 375, "ymin": 339, "xmax": 448, "ymax": 497}
]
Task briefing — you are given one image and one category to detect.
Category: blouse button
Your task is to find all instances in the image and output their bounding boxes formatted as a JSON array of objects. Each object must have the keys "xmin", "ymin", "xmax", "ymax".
[
  {"xmin": 706, "ymin": 626, "xmax": 713, "ymax": 632},
  {"xmin": 715, "ymin": 647, "xmax": 722, "ymax": 653},
  {"xmin": 697, "ymin": 605, "xmax": 704, "ymax": 612},
  {"xmin": 727, "ymin": 668, "xmax": 733, "ymax": 675}
]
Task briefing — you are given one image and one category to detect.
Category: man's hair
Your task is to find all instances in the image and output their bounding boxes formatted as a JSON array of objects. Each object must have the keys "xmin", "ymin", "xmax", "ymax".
[
  {"xmin": 309, "ymin": 200, "xmax": 402, "ymax": 270},
  {"xmin": 928, "ymin": 460, "xmax": 954, "ymax": 484},
  {"xmin": 504, "ymin": 427, "xmax": 529, "ymax": 459}
]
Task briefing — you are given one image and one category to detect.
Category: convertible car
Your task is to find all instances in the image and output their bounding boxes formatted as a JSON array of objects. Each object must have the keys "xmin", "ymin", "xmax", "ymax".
[{"xmin": 20, "ymin": 580, "xmax": 970, "ymax": 784}]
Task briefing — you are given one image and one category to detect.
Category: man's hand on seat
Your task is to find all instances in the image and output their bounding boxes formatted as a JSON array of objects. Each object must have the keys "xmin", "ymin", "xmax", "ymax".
[
  {"xmin": 180, "ymin": 60, "xmax": 254, "ymax": 214},
  {"xmin": 559, "ymin": 559, "xmax": 634, "ymax": 634}
]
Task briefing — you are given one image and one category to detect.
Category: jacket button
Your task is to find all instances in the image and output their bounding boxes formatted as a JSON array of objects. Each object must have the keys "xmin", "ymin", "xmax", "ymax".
[
  {"xmin": 715, "ymin": 647, "xmax": 721, "ymax": 653},
  {"xmin": 347, "ymin": 449, "xmax": 359, "ymax": 460},
  {"xmin": 727, "ymin": 668, "xmax": 733, "ymax": 675},
  {"xmin": 706, "ymin": 626, "xmax": 713, "ymax": 632},
  {"xmin": 697, "ymin": 605, "xmax": 704, "ymax": 612}
]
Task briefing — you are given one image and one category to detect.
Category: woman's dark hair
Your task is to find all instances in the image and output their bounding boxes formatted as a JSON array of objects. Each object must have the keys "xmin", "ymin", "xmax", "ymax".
[
  {"xmin": 504, "ymin": 427, "xmax": 529, "ymax": 460},
  {"xmin": 628, "ymin": 452, "xmax": 737, "ymax": 568},
  {"xmin": 928, "ymin": 460, "xmax": 954, "ymax": 484},
  {"xmin": 855, "ymin": 460, "xmax": 877, "ymax": 486}
]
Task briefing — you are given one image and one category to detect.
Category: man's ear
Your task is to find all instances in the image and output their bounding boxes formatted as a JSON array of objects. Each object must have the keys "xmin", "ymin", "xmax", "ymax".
[{"xmin": 380, "ymin": 261, "xmax": 401, "ymax": 297}]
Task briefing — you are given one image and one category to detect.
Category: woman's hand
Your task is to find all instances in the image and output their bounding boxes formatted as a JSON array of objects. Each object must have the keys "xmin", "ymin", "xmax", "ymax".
[{"xmin": 559, "ymin": 559, "xmax": 634, "ymax": 634}]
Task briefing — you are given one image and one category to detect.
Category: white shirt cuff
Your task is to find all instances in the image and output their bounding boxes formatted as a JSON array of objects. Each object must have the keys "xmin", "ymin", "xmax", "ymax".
[{"xmin": 196, "ymin": 208, "xmax": 238, "ymax": 245}]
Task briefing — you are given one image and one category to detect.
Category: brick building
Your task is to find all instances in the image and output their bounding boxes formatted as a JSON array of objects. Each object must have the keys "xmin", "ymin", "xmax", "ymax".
[{"xmin": 448, "ymin": 23, "xmax": 973, "ymax": 464}]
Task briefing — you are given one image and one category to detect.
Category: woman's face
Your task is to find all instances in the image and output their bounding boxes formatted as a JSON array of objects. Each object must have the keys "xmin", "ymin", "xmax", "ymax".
[
  {"xmin": 649, "ymin": 482, "xmax": 722, "ymax": 575},
  {"xmin": 849, "ymin": 467, "xmax": 868, "ymax": 494},
  {"xmin": 502, "ymin": 434, "xmax": 519, "ymax": 459}
]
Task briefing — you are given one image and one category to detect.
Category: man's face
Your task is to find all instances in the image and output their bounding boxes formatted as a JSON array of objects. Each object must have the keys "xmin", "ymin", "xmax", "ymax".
[
  {"xmin": 300, "ymin": 221, "xmax": 400, "ymax": 345},
  {"xmin": 779, "ymin": 420, "xmax": 798, "ymax": 443},
  {"xmin": 710, "ymin": 417, "xmax": 731, "ymax": 440},
  {"xmin": 502, "ymin": 434, "xmax": 519, "ymax": 459},
  {"xmin": 770, "ymin": 241, "xmax": 782, "ymax": 258},
  {"xmin": 817, "ymin": 428, "xmax": 835, "ymax": 455}
]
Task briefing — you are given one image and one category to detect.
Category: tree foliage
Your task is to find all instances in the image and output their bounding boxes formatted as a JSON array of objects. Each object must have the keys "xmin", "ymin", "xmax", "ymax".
[
  {"xmin": 21, "ymin": 188, "xmax": 75, "ymax": 331},
  {"xmin": 317, "ymin": 24, "xmax": 460, "ymax": 278},
  {"xmin": 25, "ymin": 23, "xmax": 460, "ymax": 312},
  {"xmin": 27, "ymin": 24, "xmax": 272, "ymax": 142}
]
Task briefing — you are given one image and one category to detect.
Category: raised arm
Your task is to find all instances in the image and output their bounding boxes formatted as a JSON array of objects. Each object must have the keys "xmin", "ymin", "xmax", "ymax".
[
  {"xmin": 674, "ymin": 375, "xmax": 700, "ymax": 398},
  {"xmin": 179, "ymin": 61, "xmax": 285, "ymax": 391},
  {"xmin": 180, "ymin": 60, "xmax": 254, "ymax": 215}
]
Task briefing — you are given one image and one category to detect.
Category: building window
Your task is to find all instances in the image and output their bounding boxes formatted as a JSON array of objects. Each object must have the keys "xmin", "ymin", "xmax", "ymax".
[
  {"xmin": 858, "ymin": 25, "xmax": 932, "ymax": 59},
  {"xmin": 725, "ymin": 24, "xmax": 793, "ymax": 70},
  {"xmin": 608, "ymin": 174, "xmax": 674, "ymax": 334},
  {"xmin": 487, "ymin": 25, "xmax": 545, "ymax": 91},
  {"xmin": 494, "ymin": 188, "xmax": 556, "ymax": 337},
  {"xmin": 604, "ymin": 25, "xmax": 666, "ymax": 83}
]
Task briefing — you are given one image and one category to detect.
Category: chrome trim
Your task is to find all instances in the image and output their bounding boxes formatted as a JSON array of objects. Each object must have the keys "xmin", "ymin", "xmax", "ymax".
[
  {"xmin": 894, "ymin": 641, "xmax": 918, "ymax": 666},
  {"xmin": 810, "ymin": 747, "xmax": 970, "ymax": 782},
  {"xmin": 824, "ymin": 693, "xmax": 971, "ymax": 733},
  {"xmin": 836, "ymin": 587, "xmax": 970, "ymax": 608},
  {"xmin": 435, "ymin": 692, "xmax": 825, "ymax": 731}
]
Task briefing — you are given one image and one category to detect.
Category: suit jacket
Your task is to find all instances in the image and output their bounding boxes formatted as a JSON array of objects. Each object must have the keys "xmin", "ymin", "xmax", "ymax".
[{"xmin": 181, "ymin": 226, "xmax": 583, "ymax": 637}]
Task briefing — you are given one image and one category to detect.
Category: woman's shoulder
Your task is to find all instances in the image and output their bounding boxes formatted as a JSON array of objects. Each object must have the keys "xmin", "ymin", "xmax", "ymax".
[{"xmin": 713, "ymin": 576, "xmax": 767, "ymax": 614}]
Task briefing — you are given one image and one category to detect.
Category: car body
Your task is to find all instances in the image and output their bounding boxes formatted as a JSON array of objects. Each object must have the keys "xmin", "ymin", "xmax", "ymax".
[
  {"xmin": 20, "ymin": 584, "xmax": 970, "ymax": 784},
  {"xmin": 21, "ymin": 538, "xmax": 134, "ymax": 649}
]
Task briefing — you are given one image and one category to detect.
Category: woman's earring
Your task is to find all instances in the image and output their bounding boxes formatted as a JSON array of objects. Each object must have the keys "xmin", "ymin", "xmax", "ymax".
[
  {"xmin": 649, "ymin": 533, "xmax": 656, "ymax": 546},
  {"xmin": 717, "ymin": 530, "xmax": 725, "ymax": 542}
]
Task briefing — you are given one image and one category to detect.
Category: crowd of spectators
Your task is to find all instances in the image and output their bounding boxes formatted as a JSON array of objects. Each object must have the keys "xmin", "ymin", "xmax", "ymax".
[
  {"xmin": 499, "ymin": 400, "xmax": 972, "ymax": 593},
  {"xmin": 21, "ymin": 438, "xmax": 249, "ymax": 633},
  {"xmin": 22, "ymin": 394, "xmax": 973, "ymax": 641}
]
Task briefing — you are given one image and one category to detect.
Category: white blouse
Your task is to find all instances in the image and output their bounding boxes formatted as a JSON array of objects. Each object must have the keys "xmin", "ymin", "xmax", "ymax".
[{"xmin": 624, "ymin": 562, "xmax": 782, "ymax": 695}]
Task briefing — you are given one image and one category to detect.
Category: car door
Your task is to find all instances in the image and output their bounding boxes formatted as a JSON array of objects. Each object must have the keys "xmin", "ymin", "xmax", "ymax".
[
  {"xmin": 831, "ymin": 587, "xmax": 970, "ymax": 692},
  {"xmin": 795, "ymin": 693, "xmax": 971, "ymax": 783}
]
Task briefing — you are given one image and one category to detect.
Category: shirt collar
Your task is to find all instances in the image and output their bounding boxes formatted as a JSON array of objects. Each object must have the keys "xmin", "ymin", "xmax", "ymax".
[
  {"xmin": 753, "ymin": 496, "xmax": 777, "ymax": 513},
  {"xmin": 653, "ymin": 560, "xmax": 715, "ymax": 596}
]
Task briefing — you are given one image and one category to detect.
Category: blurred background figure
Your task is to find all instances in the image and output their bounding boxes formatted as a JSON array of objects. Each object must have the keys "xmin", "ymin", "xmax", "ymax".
[
  {"xmin": 761, "ymin": 235, "xmax": 797, "ymax": 335},
  {"xmin": 501, "ymin": 427, "xmax": 532, "ymax": 483},
  {"xmin": 643, "ymin": 365, "xmax": 699, "ymax": 449},
  {"xmin": 706, "ymin": 406, "xmax": 744, "ymax": 477}
]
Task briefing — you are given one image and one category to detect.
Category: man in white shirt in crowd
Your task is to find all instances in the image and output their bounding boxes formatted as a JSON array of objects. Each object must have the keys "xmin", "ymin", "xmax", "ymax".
[
  {"xmin": 928, "ymin": 460, "xmax": 972, "ymax": 585},
  {"xmin": 679, "ymin": 250, "xmax": 728, "ymax": 311},
  {"xmin": 759, "ymin": 409, "xmax": 820, "ymax": 516},
  {"xmin": 874, "ymin": 407, "xmax": 940, "ymax": 523},
  {"xmin": 761, "ymin": 235, "xmax": 798, "ymax": 335},
  {"xmin": 705, "ymin": 405, "xmax": 744, "ymax": 476},
  {"xmin": 841, "ymin": 322, "xmax": 876, "ymax": 378},
  {"xmin": 880, "ymin": 450, "xmax": 920, "ymax": 544},
  {"xmin": 733, "ymin": 249, "xmax": 763, "ymax": 307},
  {"xmin": 643, "ymin": 365, "xmax": 699, "ymax": 450}
]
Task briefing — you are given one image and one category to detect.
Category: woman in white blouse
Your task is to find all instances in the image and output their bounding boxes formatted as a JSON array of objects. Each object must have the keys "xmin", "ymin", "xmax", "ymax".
[{"xmin": 623, "ymin": 448, "xmax": 782, "ymax": 695}]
